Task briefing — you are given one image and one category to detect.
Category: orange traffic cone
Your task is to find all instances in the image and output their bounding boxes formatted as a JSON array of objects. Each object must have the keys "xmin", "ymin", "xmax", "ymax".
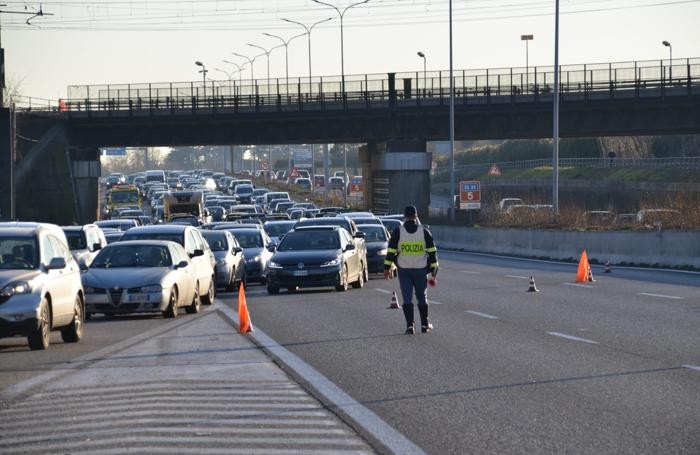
[
  {"xmin": 388, "ymin": 291, "xmax": 400, "ymax": 309},
  {"xmin": 527, "ymin": 276, "xmax": 539, "ymax": 292},
  {"xmin": 576, "ymin": 250, "xmax": 592, "ymax": 283},
  {"xmin": 237, "ymin": 283, "xmax": 253, "ymax": 333}
]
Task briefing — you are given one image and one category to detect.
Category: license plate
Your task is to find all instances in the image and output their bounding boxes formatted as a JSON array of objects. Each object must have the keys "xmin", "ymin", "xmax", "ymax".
[{"xmin": 293, "ymin": 270, "xmax": 308, "ymax": 276}]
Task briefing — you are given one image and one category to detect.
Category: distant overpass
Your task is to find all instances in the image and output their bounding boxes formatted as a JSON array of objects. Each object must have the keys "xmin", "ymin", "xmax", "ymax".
[{"xmin": 5, "ymin": 57, "xmax": 700, "ymax": 223}]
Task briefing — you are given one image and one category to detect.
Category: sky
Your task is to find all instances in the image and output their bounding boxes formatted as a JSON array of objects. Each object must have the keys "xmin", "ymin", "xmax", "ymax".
[{"xmin": 3, "ymin": 0, "xmax": 700, "ymax": 101}]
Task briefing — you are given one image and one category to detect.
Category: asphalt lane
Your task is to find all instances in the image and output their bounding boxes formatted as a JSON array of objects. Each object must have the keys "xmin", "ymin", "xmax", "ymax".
[{"xmin": 226, "ymin": 252, "xmax": 700, "ymax": 454}]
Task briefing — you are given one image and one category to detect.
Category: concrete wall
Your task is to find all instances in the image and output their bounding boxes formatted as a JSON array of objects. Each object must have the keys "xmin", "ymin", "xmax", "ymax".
[{"xmin": 430, "ymin": 225, "xmax": 700, "ymax": 268}]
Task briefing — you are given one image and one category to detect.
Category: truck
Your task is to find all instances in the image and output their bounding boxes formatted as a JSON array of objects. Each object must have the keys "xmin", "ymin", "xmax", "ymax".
[
  {"xmin": 163, "ymin": 190, "xmax": 208, "ymax": 224},
  {"xmin": 107, "ymin": 184, "xmax": 141, "ymax": 217}
]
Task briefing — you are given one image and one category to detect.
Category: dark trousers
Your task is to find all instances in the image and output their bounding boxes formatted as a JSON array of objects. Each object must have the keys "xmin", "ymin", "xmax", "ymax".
[{"xmin": 398, "ymin": 267, "xmax": 429, "ymax": 326}]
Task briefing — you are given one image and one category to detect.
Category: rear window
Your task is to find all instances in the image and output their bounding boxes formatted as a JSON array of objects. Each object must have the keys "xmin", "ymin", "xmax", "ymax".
[
  {"xmin": 120, "ymin": 232, "xmax": 184, "ymax": 246},
  {"xmin": 64, "ymin": 231, "xmax": 87, "ymax": 250},
  {"xmin": 278, "ymin": 231, "xmax": 340, "ymax": 251}
]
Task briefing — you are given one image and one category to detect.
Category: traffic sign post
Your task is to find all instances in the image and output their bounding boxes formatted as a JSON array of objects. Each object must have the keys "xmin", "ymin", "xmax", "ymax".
[{"xmin": 459, "ymin": 180, "xmax": 481, "ymax": 210}]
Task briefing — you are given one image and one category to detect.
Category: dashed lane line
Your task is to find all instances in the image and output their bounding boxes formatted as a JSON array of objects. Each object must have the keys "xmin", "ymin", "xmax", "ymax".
[
  {"xmin": 681, "ymin": 364, "xmax": 700, "ymax": 372},
  {"xmin": 429, "ymin": 300, "xmax": 444, "ymax": 305},
  {"xmin": 460, "ymin": 270, "xmax": 481, "ymax": 274},
  {"xmin": 505, "ymin": 275, "xmax": 529, "ymax": 279},
  {"xmin": 563, "ymin": 282, "xmax": 593, "ymax": 288},
  {"xmin": 374, "ymin": 289, "xmax": 392, "ymax": 294},
  {"xmin": 547, "ymin": 332, "xmax": 599, "ymax": 345},
  {"xmin": 638, "ymin": 292, "xmax": 684, "ymax": 300},
  {"xmin": 465, "ymin": 310, "xmax": 499, "ymax": 320}
]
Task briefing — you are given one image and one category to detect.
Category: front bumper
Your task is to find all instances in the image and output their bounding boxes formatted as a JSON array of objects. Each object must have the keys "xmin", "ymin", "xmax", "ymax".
[
  {"xmin": 266, "ymin": 265, "xmax": 341, "ymax": 289},
  {"xmin": 85, "ymin": 288, "xmax": 167, "ymax": 315},
  {"xmin": 0, "ymin": 293, "xmax": 43, "ymax": 336},
  {"xmin": 245, "ymin": 262, "xmax": 266, "ymax": 283},
  {"xmin": 215, "ymin": 264, "xmax": 234, "ymax": 287},
  {"xmin": 367, "ymin": 255, "xmax": 387, "ymax": 273}
]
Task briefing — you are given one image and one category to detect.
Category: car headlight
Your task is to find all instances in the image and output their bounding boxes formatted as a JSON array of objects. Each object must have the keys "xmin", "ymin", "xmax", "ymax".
[
  {"xmin": 140, "ymin": 284, "xmax": 162, "ymax": 293},
  {"xmin": 247, "ymin": 255, "xmax": 261, "ymax": 263},
  {"xmin": 0, "ymin": 281, "xmax": 32, "ymax": 297},
  {"xmin": 217, "ymin": 259, "xmax": 228, "ymax": 266},
  {"xmin": 84, "ymin": 286, "xmax": 101, "ymax": 294},
  {"xmin": 378, "ymin": 249, "xmax": 388, "ymax": 256},
  {"xmin": 320, "ymin": 258, "xmax": 341, "ymax": 268},
  {"xmin": 267, "ymin": 261, "xmax": 282, "ymax": 269}
]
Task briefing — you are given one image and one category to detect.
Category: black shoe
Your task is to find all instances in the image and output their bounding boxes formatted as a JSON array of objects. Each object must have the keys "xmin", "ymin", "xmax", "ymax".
[
  {"xmin": 421, "ymin": 323, "xmax": 433, "ymax": 333},
  {"xmin": 405, "ymin": 325, "xmax": 415, "ymax": 335}
]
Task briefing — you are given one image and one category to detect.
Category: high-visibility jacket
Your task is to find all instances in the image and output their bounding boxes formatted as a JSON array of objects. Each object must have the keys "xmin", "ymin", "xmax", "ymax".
[{"xmin": 384, "ymin": 220, "xmax": 438, "ymax": 271}]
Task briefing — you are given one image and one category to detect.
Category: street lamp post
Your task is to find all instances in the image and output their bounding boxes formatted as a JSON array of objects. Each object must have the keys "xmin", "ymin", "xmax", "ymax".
[
  {"xmin": 662, "ymin": 40, "xmax": 672, "ymax": 83},
  {"xmin": 312, "ymin": 0, "xmax": 370, "ymax": 97},
  {"xmin": 246, "ymin": 43, "xmax": 283, "ymax": 95},
  {"xmin": 417, "ymin": 51, "xmax": 426, "ymax": 97},
  {"xmin": 448, "ymin": 0, "xmax": 456, "ymax": 222},
  {"xmin": 521, "ymin": 34, "xmax": 533, "ymax": 92},
  {"xmin": 231, "ymin": 52, "xmax": 257, "ymax": 83},
  {"xmin": 195, "ymin": 61, "xmax": 208, "ymax": 99},
  {"xmin": 262, "ymin": 31, "xmax": 305, "ymax": 88},
  {"xmin": 552, "ymin": 0, "xmax": 560, "ymax": 222},
  {"xmin": 214, "ymin": 68, "xmax": 235, "ymax": 97},
  {"xmin": 281, "ymin": 17, "xmax": 333, "ymax": 91},
  {"xmin": 222, "ymin": 60, "xmax": 246, "ymax": 90}
]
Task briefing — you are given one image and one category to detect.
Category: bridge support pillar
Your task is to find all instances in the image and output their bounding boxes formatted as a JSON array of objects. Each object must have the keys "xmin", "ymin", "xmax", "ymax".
[
  {"xmin": 65, "ymin": 147, "xmax": 101, "ymax": 225},
  {"xmin": 366, "ymin": 139, "xmax": 432, "ymax": 215},
  {"xmin": 0, "ymin": 108, "xmax": 14, "ymax": 220}
]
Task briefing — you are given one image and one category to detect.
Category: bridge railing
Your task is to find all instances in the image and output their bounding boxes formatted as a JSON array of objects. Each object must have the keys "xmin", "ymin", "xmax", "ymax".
[
  {"xmin": 52, "ymin": 57, "xmax": 700, "ymax": 115},
  {"xmin": 431, "ymin": 157, "xmax": 700, "ymax": 179},
  {"xmin": 8, "ymin": 95, "xmax": 58, "ymax": 112}
]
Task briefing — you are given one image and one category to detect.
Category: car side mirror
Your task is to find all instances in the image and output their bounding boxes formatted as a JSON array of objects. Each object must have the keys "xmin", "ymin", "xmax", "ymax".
[
  {"xmin": 47, "ymin": 257, "xmax": 67, "ymax": 270},
  {"xmin": 79, "ymin": 262, "xmax": 89, "ymax": 272},
  {"xmin": 354, "ymin": 231, "xmax": 365, "ymax": 239},
  {"xmin": 175, "ymin": 260, "xmax": 189, "ymax": 269},
  {"xmin": 233, "ymin": 247, "xmax": 243, "ymax": 254},
  {"xmin": 92, "ymin": 243, "xmax": 102, "ymax": 252},
  {"xmin": 267, "ymin": 244, "xmax": 276, "ymax": 252},
  {"xmin": 344, "ymin": 243, "xmax": 356, "ymax": 252},
  {"xmin": 190, "ymin": 249, "xmax": 204, "ymax": 258}
]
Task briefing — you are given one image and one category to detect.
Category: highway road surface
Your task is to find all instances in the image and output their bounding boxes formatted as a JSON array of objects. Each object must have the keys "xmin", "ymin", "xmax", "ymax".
[{"xmin": 1, "ymin": 251, "xmax": 698, "ymax": 454}]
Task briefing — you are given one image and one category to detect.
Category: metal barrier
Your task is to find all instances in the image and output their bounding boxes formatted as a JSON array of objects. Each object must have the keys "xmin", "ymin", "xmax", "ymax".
[{"xmin": 47, "ymin": 57, "xmax": 700, "ymax": 115}]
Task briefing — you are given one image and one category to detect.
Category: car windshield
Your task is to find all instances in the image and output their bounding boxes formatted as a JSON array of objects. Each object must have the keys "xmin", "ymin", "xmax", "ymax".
[
  {"xmin": 120, "ymin": 233, "xmax": 184, "ymax": 246},
  {"xmin": 201, "ymin": 232, "xmax": 228, "ymax": 251},
  {"xmin": 278, "ymin": 231, "xmax": 340, "ymax": 251},
  {"xmin": 234, "ymin": 232, "xmax": 263, "ymax": 248},
  {"xmin": 111, "ymin": 192, "xmax": 139, "ymax": 203},
  {"xmin": 91, "ymin": 244, "xmax": 172, "ymax": 268},
  {"xmin": 359, "ymin": 225, "xmax": 387, "ymax": 242},
  {"xmin": 0, "ymin": 237, "xmax": 39, "ymax": 269},
  {"xmin": 265, "ymin": 223, "xmax": 295, "ymax": 237},
  {"xmin": 64, "ymin": 231, "xmax": 87, "ymax": 250}
]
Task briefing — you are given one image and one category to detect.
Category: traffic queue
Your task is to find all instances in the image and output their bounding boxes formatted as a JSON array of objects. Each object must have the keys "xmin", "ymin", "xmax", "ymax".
[{"xmin": 0, "ymin": 168, "xmax": 392, "ymax": 351}]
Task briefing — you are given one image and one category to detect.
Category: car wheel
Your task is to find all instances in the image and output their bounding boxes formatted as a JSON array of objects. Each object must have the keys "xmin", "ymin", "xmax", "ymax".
[
  {"xmin": 28, "ymin": 298, "xmax": 51, "ymax": 350},
  {"xmin": 335, "ymin": 265, "xmax": 349, "ymax": 292},
  {"xmin": 60, "ymin": 295, "xmax": 84, "ymax": 343},
  {"xmin": 163, "ymin": 288, "xmax": 179, "ymax": 318},
  {"xmin": 363, "ymin": 262, "xmax": 369, "ymax": 282},
  {"xmin": 185, "ymin": 283, "xmax": 200, "ymax": 314},
  {"xmin": 236, "ymin": 270, "xmax": 247, "ymax": 291},
  {"xmin": 201, "ymin": 277, "xmax": 215, "ymax": 305},
  {"xmin": 267, "ymin": 285, "xmax": 279, "ymax": 295},
  {"xmin": 226, "ymin": 269, "xmax": 236, "ymax": 292},
  {"xmin": 352, "ymin": 264, "xmax": 365, "ymax": 289},
  {"xmin": 287, "ymin": 286, "xmax": 298, "ymax": 292}
]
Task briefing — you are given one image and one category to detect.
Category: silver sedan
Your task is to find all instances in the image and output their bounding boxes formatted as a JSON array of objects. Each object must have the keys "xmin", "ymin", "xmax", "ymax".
[{"xmin": 82, "ymin": 240, "xmax": 199, "ymax": 318}]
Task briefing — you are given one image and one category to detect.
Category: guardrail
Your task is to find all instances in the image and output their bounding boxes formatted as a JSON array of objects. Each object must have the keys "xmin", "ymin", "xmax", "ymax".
[
  {"xmin": 23, "ymin": 57, "xmax": 698, "ymax": 115},
  {"xmin": 8, "ymin": 96, "xmax": 58, "ymax": 112},
  {"xmin": 432, "ymin": 157, "xmax": 700, "ymax": 177}
]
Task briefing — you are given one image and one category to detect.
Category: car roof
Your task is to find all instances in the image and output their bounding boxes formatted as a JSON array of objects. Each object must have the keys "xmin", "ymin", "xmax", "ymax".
[
  {"xmin": 0, "ymin": 226, "xmax": 38, "ymax": 236},
  {"xmin": 106, "ymin": 240, "xmax": 177, "ymax": 247},
  {"xmin": 293, "ymin": 225, "xmax": 340, "ymax": 232},
  {"xmin": 123, "ymin": 225, "xmax": 188, "ymax": 234},
  {"xmin": 264, "ymin": 220, "xmax": 296, "ymax": 225}
]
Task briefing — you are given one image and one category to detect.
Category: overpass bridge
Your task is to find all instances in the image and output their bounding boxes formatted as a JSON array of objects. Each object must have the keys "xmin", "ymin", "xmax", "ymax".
[{"xmin": 4, "ymin": 57, "xmax": 700, "ymax": 223}]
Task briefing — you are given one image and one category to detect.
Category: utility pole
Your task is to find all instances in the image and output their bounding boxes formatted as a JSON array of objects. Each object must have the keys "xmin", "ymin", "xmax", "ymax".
[{"xmin": 552, "ymin": 0, "xmax": 560, "ymax": 222}]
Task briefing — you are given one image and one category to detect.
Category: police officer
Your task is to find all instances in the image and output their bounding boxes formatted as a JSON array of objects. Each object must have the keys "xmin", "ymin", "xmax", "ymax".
[{"xmin": 384, "ymin": 205, "xmax": 439, "ymax": 334}]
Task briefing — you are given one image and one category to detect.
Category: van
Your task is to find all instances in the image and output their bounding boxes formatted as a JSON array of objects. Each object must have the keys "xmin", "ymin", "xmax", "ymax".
[{"xmin": 145, "ymin": 170, "xmax": 166, "ymax": 184}]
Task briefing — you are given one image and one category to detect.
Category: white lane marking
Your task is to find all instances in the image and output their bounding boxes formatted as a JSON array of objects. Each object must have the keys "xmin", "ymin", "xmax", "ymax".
[
  {"xmin": 465, "ymin": 310, "xmax": 498, "ymax": 320},
  {"xmin": 429, "ymin": 300, "xmax": 444, "ymax": 305},
  {"xmin": 374, "ymin": 288, "xmax": 392, "ymax": 294},
  {"xmin": 682, "ymin": 364, "xmax": 700, "ymax": 372},
  {"xmin": 505, "ymin": 275, "xmax": 529, "ymax": 279},
  {"xmin": 460, "ymin": 270, "xmax": 481, "ymax": 274},
  {"xmin": 638, "ymin": 292, "xmax": 683, "ymax": 300},
  {"xmin": 439, "ymin": 249, "xmax": 700, "ymax": 276},
  {"xmin": 547, "ymin": 332, "xmax": 599, "ymax": 345},
  {"xmin": 215, "ymin": 301, "xmax": 426, "ymax": 455},
  {"xmin": 563, "ymin": 282, "xmax": 593, "ymax": 288}
]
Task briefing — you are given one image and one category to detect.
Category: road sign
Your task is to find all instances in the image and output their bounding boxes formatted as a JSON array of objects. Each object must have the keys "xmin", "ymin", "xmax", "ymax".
[
  {"xmin": 101, "ymin": 147, "xmax": 126, "ymax": 156},
  {"xmin": 459, "ymin": 180, "xmax": 481, "ymax": 210},
  {"xmin": 289, "ymin": 167, "xmax": 300, "ymax": 179},
  {"xmin": 260, "ymin": 160, "xmax": 269, "ymax": 170},
  {"xmin": 488, "ymin": 164, "xmax": 501, "ymax": 176},
  {"xmin": 291, "ymin": 146, "xmax": 313, "ymax": 169}
]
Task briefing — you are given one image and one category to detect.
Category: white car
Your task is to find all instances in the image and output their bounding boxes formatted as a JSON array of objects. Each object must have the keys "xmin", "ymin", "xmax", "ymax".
[{"xmin": 0, "ymin": 224, "xmax": 85, "ymax": 350}]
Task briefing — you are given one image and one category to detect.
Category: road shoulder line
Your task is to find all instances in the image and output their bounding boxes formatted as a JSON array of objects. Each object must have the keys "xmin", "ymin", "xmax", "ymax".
[{"xmin": 214, "ymin": 300, "xmax": 426, "ymax": 455}]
